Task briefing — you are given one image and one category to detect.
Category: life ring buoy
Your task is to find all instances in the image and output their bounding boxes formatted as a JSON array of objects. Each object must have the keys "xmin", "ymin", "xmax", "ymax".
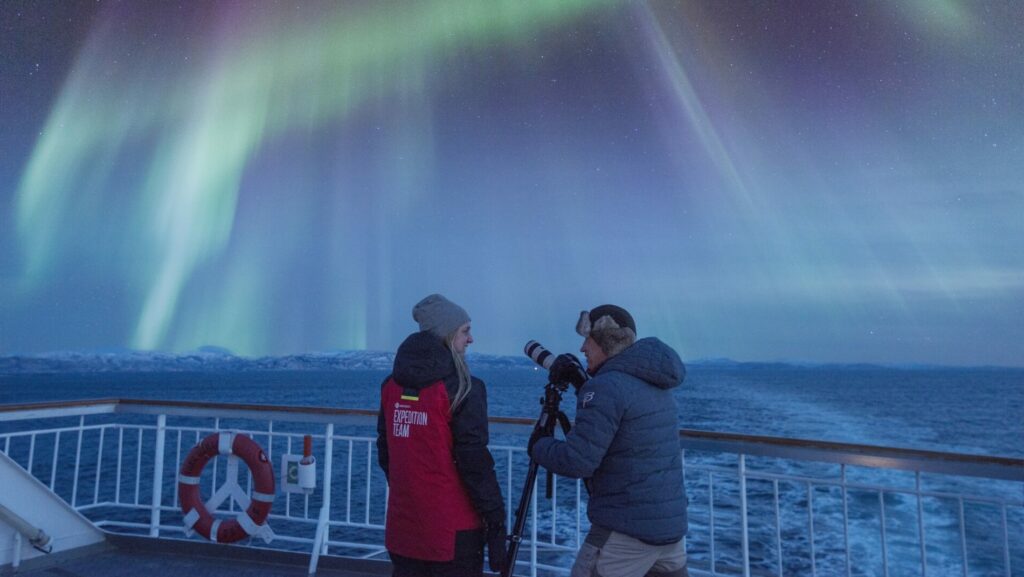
[{"xmin": 178, "ymin": 432, "xmax": 275, "ymax": 543}]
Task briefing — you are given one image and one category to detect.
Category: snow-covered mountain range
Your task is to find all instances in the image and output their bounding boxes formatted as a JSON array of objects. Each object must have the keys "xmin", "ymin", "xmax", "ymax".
[
  {"xmin": 0, "ymin": 348, "xmax": 536, "ymax": 374},
  {"xmin": 0, "ymin": 349, "xmax": 994, "ymax": 374}
]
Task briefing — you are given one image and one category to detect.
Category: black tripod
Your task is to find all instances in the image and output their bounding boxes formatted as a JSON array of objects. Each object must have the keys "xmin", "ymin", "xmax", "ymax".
[{"xmin": 501, "ymin": 380, "xmax": 573, "ymax": 577}]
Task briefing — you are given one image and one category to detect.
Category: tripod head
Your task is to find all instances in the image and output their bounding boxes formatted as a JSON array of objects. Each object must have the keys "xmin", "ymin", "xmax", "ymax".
[
  {"xmin": 536, "ymin": 380, "xmax": 572, "ymax": 440},
  {"xmin": 542, "ymin": 378, "xmax": 570, "ymax": 408}
]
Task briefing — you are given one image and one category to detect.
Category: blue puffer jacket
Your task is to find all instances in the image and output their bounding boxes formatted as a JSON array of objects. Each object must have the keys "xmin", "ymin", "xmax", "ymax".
[{"xmin": 531, "ymin": 337, "xmax": 687, "ymax": 544}]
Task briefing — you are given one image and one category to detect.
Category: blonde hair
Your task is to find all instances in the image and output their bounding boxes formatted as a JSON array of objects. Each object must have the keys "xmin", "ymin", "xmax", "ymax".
[{"xmin": 445, "ymin": 331, "xmax": 473, "ymax": 412}]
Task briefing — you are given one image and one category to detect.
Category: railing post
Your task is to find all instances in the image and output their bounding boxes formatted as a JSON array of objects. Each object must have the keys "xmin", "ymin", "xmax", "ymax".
[
  {"xmin": 12, "ymin": 531, "xmax": 22, "ymax": 570},
  {"xmin": 958, "ymin": 498, "xmax": 968, "ymax": 577},
  {"xmin": 916, "ymin": 471, "xmax": 927, "ymax": 577},
  {"xmin": 739, "ymin": 453, "xmax": 750, "ymax": 577},
  {"xmin": 319, "ymin": 423, "xmax": 334, "ymax": 555},
  {"xmin": 71, "ymin": 415, "xmax": 84, "ymax": 506},
  {"xmin": 808, "ymin": 483, "xmax": 816, "ymax": 577},
  {"xmin": 150, "ymin": 414, "xmax": 167, "ymax": 537},
  {"xmin": 709, "ymin": 473, "xmax": 716, "ymax": 573},
  {"xmin": 843, "ymin": 464, "xmax": 851, "ymax": 577}
]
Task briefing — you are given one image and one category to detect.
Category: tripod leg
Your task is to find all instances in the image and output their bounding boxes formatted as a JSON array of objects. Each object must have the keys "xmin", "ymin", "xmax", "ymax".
[
  {"xmin": 503, "ymin": 458, "xmax": 540, "ymax": 577},
  {"xmin": 556, "ymin": 411, "xmax": 572, "ymax": 435}
]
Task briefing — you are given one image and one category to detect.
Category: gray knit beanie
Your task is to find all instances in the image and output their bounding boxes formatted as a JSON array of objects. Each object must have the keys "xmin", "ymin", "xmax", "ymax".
[{"xmin": 413, "ymin": 294, "xmax": 471, "ymax": 338}]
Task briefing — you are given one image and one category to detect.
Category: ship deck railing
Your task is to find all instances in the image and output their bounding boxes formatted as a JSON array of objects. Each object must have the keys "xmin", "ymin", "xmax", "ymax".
[{"xmin": 0, "ymin": 399, "xmax": 1021, "ymax": 577}]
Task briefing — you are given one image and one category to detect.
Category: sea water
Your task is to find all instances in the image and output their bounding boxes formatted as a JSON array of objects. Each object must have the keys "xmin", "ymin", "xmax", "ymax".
[{"xmin": 2, "ymin": 365, "xmax": 1020, "ymax": 456}]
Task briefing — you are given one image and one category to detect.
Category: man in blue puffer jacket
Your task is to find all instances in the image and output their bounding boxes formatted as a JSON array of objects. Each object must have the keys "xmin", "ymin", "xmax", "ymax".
[{"xmin": 530, "ymin": 304, "xmax": 689, "ymax": 577}]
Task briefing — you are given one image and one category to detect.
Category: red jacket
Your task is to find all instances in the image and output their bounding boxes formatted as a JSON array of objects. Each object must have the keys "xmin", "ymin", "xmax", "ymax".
[
  {"xmin": 381, "ymin": 377, "xmax": 481, "ymax": 560},
  {"xmin": 377, "ymin": 331, "xmax": 503, "ymax": 561}
]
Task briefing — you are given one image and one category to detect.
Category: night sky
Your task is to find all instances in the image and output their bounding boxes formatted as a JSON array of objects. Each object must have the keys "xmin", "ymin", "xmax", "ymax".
[{"xmin": 2, "ymin": 1, "xmax": 1022, "ymax": 366}]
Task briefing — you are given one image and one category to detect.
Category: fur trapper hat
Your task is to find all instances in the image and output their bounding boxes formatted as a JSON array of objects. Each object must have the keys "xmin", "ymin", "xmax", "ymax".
[{"xmin": 576, "ymin": 304, "xmax": 637, "ymax": 357}]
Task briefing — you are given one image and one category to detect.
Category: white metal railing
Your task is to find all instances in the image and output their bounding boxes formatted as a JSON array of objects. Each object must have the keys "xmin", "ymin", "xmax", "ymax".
[
  {"xmin": 0, "ymin": 399, "xmax": 1021, "ymax": 577},
  {"xmin": 679, "ymin": 430, "xmax": 1023, "ymax": 577}
]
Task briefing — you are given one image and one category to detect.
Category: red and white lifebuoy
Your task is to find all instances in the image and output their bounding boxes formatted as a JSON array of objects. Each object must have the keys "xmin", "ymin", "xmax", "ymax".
[{"xmin": 178, "ymin": 432, "xmax": 275, "ymax": 543}]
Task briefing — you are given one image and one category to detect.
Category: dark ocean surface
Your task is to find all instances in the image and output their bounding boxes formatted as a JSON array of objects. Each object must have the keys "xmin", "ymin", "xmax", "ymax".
[{"xmin": 1, "ymin": 365, "xmax": 1021, "ymax": 457}]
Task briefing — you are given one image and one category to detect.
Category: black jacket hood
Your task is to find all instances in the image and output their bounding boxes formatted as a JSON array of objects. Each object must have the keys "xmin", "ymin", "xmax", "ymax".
[{"xmin": 392, "ymin": 330, "xmax": 455, "ymax": 390}]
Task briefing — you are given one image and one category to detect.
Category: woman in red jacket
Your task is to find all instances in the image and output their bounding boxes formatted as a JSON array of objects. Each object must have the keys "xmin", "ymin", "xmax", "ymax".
[{"xmin": 377, "ymin": 294, "xmax": 506, "ymax": 576}]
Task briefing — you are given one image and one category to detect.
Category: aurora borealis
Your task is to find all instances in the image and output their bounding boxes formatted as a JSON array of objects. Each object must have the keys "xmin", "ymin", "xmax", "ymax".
[{"xmin": 2, "ymin": 1, "xmax": 1022, "ymax": 366}]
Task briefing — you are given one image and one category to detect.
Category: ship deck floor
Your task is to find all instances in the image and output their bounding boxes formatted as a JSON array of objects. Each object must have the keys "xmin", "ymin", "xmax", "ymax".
[{"xmin": 15, "ymin": 534, "xmax": 390, "ymax": 577}]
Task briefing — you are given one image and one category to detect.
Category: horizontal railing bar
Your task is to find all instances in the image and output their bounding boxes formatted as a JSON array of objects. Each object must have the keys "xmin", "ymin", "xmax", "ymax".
[
  {"xmin": 0, "ymin": 399, "xmax": 120, "ymax": 421},
  {"xmin": 81, "ymin": 482, "xmax": 1022, "ymax": 523},
  {"xmin": 327, "ymin": 435, "xmax": 377, "ymax": 443},
  {"xmin": 320, "ymin": 538, "xmax": 388, "ymax": 551},
  {"xmin": 85, "ymin": 505, "xmax": 574, "ymax": 551},
  {"xmin": 80, "ymin": 503, "xmax": 387, "ymax": 530},
  {"xmin": 357, "ymin": 550, "xmax": 390, "ymax": 560},
  {"xmin": 679, "ymin": 463, "xmax": 1024, "ymax": 493},
  {"xmin": 165, "ymin": 525, "xmax": 316, "ymax": 546},
  {"xmin": 252, "ymin": 534, "xmax": 314, "ymax": 546},
  {"xmin": 686, "ymin": 462, "xmax": 1014, "ymax": 486},
  {"xmin": 324, "ymin": 521, "xmax": 384, "ymax": 530},
  {"xmin": 2, "ymin": 399, "xmax": 1021, "ymax": 482},
  {"xmin": 89, "ymin": 508, "xmax": 570, "ymax": 552},
  {"xmin": 737, "ymin": 469, "xmax": 1015, "ymax": 502},
  {"xmin": 898, "ymin": 489, "xmax": 1020, "ymax": 506},
  {"xmin": 92, "ymin": 519, "xmax": 317, "ymax": 548},
  {"xmin": 95, "ymin": 520, "xmax": 387, "ymax": 550},
  {"xmin": 76, "ymin": 502, "xmax": 120, "ymax": 511},
  {"xmin": 0, "ymin": 423, "xmax": 113, "ymax": 436},
  {"xmin": 80, "ymin": 503, "xmax": 188, "ymax": 514},
  {"xmin": 523, "ymin": 561, "xmax": 570, "ymax": 575},
  {"xmin": 489, "ymin": 444, "xmax": 527, "ymax": 452},
  {"xmin": 740, "ymin": 473, "xmax": 1022, "ymax": 506},
  {"xmin": 684, "ymin": 463, "xmax": 743, "ymax": 475},
  {"xmin": 681, "ymin": 430, "xmax": 1023, "ymax": 481},
  {"xmin": 162, "ymin": 426, "xmax": 302, "ymax": 438},
  {"xmin": 685, "ymin": 465, "xmax": 1022, "ymax": 504},
  {"xmin": 117, "ymin": 399, "xmax": 380, "ymax": 425},
  {"xmin": 103, "ymin": 524, "xmax": 388, "ymax": 554},
  {"xmin": 0, "ymin": 398, "xmax": 520, "ymax": 427},
  {"xmin": 94, "ymin": 520, "xmax": 150, "ymax": 529}
]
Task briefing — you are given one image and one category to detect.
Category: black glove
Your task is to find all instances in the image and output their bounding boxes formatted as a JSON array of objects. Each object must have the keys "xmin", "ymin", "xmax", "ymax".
[
  {"xmin": 548, "ymin": 353, "xmax": 588, "ymax": 390},
  {"xmin": 484, "ymin": 511, "xmax": 507, "ymax": 573},
  {"xmin": 527, "ymin": 421, "xmax": 552, "ymax": 458}
]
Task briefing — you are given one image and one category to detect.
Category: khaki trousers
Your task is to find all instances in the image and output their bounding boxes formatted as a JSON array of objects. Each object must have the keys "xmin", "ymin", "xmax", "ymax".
[{"xmin": 569, "ymin": 526, "xmax": 688, "ymax": 577}]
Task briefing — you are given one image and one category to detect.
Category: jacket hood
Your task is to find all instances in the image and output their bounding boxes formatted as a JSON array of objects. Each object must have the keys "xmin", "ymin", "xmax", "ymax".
[
  {"xmin": 392, "ymin": 330, "xmax": 455, "ymax": 390},
  {"xmin": 596, "ymin": 337, "xmax": 685, "ymax": 390}
]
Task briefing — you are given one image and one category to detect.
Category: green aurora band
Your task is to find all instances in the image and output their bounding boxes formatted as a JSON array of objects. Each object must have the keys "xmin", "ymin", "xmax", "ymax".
[{"xmin": 15, "ymin": 0, "xmax": 619, "ymax": 353}]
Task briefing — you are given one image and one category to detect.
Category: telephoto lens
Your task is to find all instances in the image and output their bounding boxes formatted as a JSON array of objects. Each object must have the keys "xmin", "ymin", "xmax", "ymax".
[{"xmin": 524, "ymin": 340, "xmax": 555, "ymax": 369}]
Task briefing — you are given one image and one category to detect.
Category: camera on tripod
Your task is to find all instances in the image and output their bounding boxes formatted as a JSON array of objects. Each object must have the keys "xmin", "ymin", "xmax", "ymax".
[{"xmin": 524, "ymin": 340, "xmax": 588, "ymax": 390}]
